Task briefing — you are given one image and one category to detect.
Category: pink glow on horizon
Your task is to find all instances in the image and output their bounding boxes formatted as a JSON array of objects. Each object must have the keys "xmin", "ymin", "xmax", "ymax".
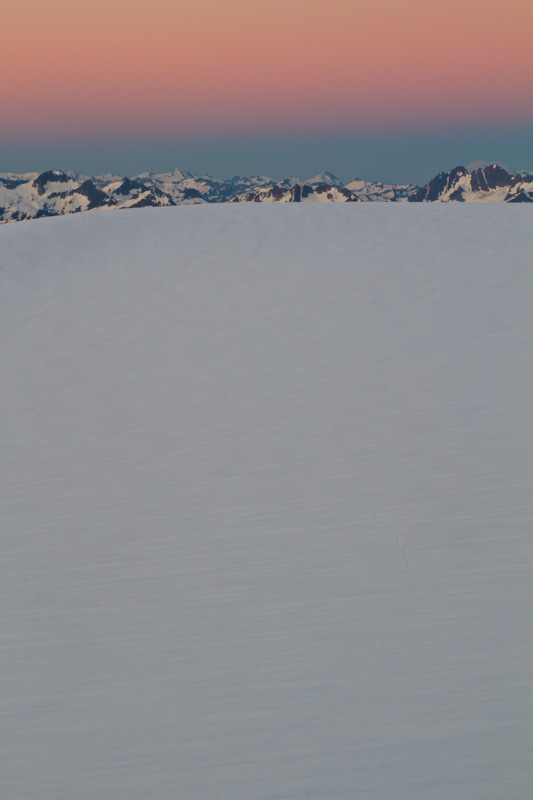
[{"xmin": 3, "ymin": 0, "xmax": 532, "ymax": 140}]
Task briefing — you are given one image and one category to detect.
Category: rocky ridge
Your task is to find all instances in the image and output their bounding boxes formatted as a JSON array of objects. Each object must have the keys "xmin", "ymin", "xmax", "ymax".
[
  {"xmin": 0, "ymin": 164, "xmax": 531, "ymax": 223},
  {"xmin": 409, "ymin": 163, "xmax": 533, "ymax": 203}
]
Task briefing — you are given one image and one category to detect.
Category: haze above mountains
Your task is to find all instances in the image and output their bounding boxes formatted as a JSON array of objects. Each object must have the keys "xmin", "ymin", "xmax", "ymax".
[{"xmin": 1, "ymin": 162, "xmax": 532, "ymax": 223}]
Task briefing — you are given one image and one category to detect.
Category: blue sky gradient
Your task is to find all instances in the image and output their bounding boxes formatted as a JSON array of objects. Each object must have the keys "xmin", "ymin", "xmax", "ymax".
[{"xmin": 2, "ymin": 126, "xmax": 532, "ymax": 185}]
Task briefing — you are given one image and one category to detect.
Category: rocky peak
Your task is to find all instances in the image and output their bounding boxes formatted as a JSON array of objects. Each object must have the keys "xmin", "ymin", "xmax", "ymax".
[
  {"xmin": 409, "ymin": 164, "xmax": 522, "ymax": 202},
  {"xmin": 75, "ymin": 180, "xmax": 114, "ymax": 209},
  {"xmin": 32, "ymin": 170, "xmax": 70, "ymax": 196},
  {"xmin": 113, "ymin": 177, "xmax": 145, "ymax": 195}
]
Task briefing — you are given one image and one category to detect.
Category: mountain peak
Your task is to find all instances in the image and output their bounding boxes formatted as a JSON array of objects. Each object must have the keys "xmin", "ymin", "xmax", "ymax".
[
  {"xmin": 305, "ymin": 171, "xmax": 343, "ymax": 187},
  {"xmin": 32, "ymin": 170, "xmax": 70, "ymax": 195},
  {"xmin": 409, "ymin": 163, "xmax": 531, "ymax": 202},
  {"xmin": 1, "ymin": 163, "xmax": 532, "ymax": 223}
]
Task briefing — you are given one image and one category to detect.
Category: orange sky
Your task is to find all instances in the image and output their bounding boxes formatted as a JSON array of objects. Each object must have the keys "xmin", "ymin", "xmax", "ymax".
[{"xmin": 3, "ymin": 0, "xmax": 533, "ymax": 139}]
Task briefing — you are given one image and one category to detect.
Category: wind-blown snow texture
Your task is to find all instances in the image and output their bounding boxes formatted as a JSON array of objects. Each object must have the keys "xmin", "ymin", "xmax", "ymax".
[{"xmin": 1, "ymin": 204, "xmax": 532, "ymax": 800}]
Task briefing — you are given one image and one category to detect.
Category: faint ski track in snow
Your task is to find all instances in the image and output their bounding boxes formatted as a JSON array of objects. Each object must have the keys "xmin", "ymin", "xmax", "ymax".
[{"xmin": 384, "ymin": 515, "xmax": 411, "ymax": 568}]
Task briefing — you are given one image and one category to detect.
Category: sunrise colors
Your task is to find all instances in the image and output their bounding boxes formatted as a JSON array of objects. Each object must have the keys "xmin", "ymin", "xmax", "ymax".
[
  {"xmin": 2, "ymin": 0, "xmax": 533, "ymax": 181},
  {"xmin": 3, "ymin": 1, "xmax": 533, "ymax": 799},
  {"xmin": 4, "ymin": 0, "xmax": 532, "ymax": 135}
]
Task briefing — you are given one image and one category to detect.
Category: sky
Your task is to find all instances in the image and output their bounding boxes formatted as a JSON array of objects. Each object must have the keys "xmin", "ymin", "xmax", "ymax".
[{"xmin": 2, "ymin": 0, "xmax": 532, "ymax": 183}]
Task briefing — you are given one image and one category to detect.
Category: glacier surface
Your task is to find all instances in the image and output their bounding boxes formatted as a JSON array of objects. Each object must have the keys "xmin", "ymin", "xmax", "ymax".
[{"xmin": 1, "ymin": 204, "xmax": 532, "ymax": 800}]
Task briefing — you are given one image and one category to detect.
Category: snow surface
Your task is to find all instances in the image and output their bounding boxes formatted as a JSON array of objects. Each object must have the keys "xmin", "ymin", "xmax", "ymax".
[{"xmin": 1, "ymin": 204, "xmax": 532, "ymax": 800}]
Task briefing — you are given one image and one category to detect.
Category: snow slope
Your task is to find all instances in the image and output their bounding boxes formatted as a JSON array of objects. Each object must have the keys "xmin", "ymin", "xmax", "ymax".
[{"xmin": 1, "ymin": 204, "xmax": 532, "ymax": 800}]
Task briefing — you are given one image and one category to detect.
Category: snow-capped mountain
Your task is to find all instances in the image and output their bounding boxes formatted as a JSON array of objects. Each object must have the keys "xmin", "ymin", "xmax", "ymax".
[
  {"xmin": 345, "ymin": 177, "xmax": 417, "ymax": 202},
  {"xmin": 304, "ymin": 171, "xmax": 345, "ymax": 187},
  {"xmin": 409, "ymin": 163, "xmax": 533, "ymax": 203},
  {"xmin": 0, "ymin": 170, "xmax": 184, "ymax": 223},
  {"xmin": 0, "ymin": 162, "xmax": 531, "ymax": 223},
  {"xmin": 231, "ymin": 181, "xmax": 359, "ymax": 203},
  {"xmin": 0, "ymin": 170, "xmax": 114, "ymax": 222},
  {"xmin": 132, "ymin": 169, "xmax": 282, "ymax": 203}
]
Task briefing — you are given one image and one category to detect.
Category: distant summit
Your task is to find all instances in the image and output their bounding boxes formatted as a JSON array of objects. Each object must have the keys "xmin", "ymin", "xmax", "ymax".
[
  {"xmin": 0, "ymin": 164, "xmax": 531, "ymax": 223},
  {"xmin": 304, "ymin": 171, "xmax": 345, "ymax": 187},
  {"xmin": 409, "ymin": 163, "xmax": 533, "ymax": 203}
]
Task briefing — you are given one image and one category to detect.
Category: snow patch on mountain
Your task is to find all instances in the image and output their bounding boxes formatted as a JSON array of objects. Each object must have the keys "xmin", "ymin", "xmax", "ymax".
[
  {"xmin": 304, "ymin": 171, "xmax": 344, "ymax": 187},
  {"xmin": 345, "ymin": 177, "xmax": 417, "ymax": 202},
  {"xmin": 1, "ymin": 162, "xmax": 531, "ymax": 223}
]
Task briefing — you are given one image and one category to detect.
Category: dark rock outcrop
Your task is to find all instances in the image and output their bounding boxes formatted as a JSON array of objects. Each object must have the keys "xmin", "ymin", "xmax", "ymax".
[
  {"xmin": 182, "ymin": 187, "xmax": 204, "ymax": 201},
  {"xmin": 125, "ymin": 186, "xmax": 176, "ymax": 208},
  {"xmin": 113, "ymin": 177, "xmax": 145, "ymax": 195},
  {"xmin": 75, "ymin": 180, "xmax": 114, "ymax": 209},
  {"xmin": 409, "ymin": 164, "xmax": 523, "ymax": 202},
  {"xmin": 32, "ymin": 170, "xmax": 70, "ymax": 195},
  {"xmin": 507, "ymin": 191, "xmax": 533, "ymax": 203}
]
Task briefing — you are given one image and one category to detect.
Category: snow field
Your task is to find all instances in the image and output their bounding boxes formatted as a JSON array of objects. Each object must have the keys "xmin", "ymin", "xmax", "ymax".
[{"xmin": 1, "ymin": 203, "xmax": 532, "ymax": 800}]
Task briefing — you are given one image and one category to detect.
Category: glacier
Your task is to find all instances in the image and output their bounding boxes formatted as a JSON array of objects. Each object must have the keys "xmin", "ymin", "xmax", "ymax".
[{"xmin": 1, "ymin": 203, "xmax": 532, "ymax": 800}]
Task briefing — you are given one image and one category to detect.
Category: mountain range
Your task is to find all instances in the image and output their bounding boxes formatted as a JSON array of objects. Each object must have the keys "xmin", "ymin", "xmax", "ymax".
[{"xmin": 0, "ymin": 163, "xmax": 531, "ymax": 223}]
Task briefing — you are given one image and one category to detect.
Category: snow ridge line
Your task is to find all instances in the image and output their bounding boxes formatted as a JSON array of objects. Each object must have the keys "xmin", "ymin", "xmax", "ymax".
[{"xmin": 384, "ymin": 515, "xmax": 410, "ymax": 569}]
